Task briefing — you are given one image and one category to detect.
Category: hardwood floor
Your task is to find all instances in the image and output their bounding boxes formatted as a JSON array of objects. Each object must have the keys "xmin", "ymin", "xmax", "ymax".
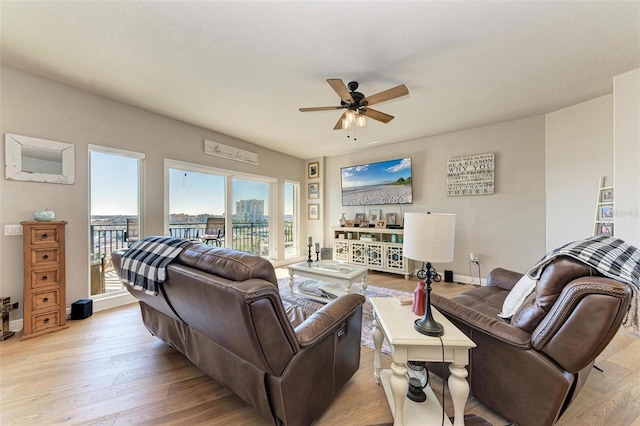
[{"xmin": 1, "ymin": 269, "xmax": 639, "ymax": 425}]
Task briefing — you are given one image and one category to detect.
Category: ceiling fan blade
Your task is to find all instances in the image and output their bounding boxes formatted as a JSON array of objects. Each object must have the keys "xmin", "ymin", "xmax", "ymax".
[
  {"xmin": 299, "ymin": 106, "xmax": 343, "ymax": 112},
  {"xmin": 362, "ymin": 84, "xmax": 409, "ymax": 106},
  {"xmin": 327, "ymin": 79, "xmax": 355, "ymax": 104},
  {"xmin": 333, "ymin": 112, "xmax": 347, "ymax": 130},
  {"xmin": 361, "ymin": 108, "xmax": 394, "ymax": 123}
]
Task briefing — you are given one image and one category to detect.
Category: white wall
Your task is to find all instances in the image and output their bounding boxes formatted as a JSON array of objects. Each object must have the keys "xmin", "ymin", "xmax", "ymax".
[
  {"xmin": 613, "ymin": 68, "xmax": 640, "ymax": 247},
  {"xmin": 545, "ymin": 95, "xmax": 613, "ymax": 250},
  {"xmin": 0, "ymin": 66, "xmax": 305, "ymax": 320},
  {"xmin": 325, "ymin": 116, "xmax": 547, "ymax": 277}
]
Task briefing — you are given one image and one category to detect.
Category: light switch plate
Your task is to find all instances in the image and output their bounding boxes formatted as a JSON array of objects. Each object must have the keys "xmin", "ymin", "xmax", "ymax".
[{"xmin": 4, "ymin": 225, "xmax": 23, "ymax": 235}]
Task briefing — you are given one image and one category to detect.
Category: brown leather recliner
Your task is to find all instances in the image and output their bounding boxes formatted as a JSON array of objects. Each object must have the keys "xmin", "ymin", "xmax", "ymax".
[
  {"xmin": 113, "ymin": 243, "xmax": 365, "ymax": 426},
  {"xmin": 430, "ymin": 256, "xmax": 631, "ymax": 426}
]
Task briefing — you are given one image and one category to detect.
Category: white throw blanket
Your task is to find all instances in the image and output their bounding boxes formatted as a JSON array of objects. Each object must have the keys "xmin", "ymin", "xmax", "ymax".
[
  {"xmin": 119, "ymin": 236, "xmax": 192, "ymax": 295},
  {"xmin": 527, "ymin": 235, "xmax": 640, "ymax": 334}
]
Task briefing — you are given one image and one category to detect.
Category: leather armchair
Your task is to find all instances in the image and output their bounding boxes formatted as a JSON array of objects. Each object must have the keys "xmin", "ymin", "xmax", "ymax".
[{"xmin": 430, "ymin": 256, "xmax": 631, "ymax": 426}]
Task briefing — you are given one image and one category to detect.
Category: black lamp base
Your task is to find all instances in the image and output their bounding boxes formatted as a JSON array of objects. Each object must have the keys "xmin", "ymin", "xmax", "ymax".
[{"xmin": 414, "ymin": 316, "xmax": 444, "ymax": 337}]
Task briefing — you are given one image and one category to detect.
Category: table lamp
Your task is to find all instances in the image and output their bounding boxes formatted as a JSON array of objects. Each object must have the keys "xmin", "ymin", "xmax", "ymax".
[{"xmin": 403, "ymin": 212, "xmax": 456, "ymax": 337}]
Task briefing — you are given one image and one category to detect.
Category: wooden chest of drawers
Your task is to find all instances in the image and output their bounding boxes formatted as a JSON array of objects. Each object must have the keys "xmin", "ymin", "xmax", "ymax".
[{"xmin": 21, "ymin": 221, "xmax": 68, "ymax": 339}]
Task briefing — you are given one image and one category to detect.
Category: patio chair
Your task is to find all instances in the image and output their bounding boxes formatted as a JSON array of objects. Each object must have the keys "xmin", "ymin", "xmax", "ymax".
[{"xmin": 201, "ymin": 217, "xmax": 225, "ymax": 246}]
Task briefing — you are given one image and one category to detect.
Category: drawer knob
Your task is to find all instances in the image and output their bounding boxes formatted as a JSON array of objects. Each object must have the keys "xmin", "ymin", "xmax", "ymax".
[
  {"xmin": 42, "ymin": 254, "xmax": 49, "ymax": 260},
  {"xmin": 43, "ymin": 297, "xmax": 49, "ymax": 303},
  {"xmin": 43, "ymin": 318, "xmax": 50, "ymax": 324},
  {"xmin": 42, "ymin": 275, "xmax": 48, "ymax": 281},
  {"xmin": 42, "ymin": 233, "xmax": 48, "ymax": 239}
]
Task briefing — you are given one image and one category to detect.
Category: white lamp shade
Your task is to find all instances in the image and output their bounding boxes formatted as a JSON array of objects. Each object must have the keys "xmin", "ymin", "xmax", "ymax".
[{"xmin": 402, "ymin": 212, "xmax": 456, "ymax": 263}]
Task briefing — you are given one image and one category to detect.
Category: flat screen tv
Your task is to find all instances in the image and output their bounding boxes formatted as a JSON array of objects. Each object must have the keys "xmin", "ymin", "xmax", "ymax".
[{"xmin": 341, "ymin": 157, "xmax": 413, "ymax": 206}]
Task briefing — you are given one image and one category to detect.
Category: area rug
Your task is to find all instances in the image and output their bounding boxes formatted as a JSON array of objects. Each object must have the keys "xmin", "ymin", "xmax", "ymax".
[{"xmin": 277, "ymin": 277, "xmax": 413, "ymax": 353}]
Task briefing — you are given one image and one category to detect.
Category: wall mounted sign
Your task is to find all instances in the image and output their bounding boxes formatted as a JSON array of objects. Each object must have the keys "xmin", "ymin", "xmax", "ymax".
[
  {"xmin": 204, "ymin": 140, "xmax": 259, "ymax": 165},
  {"xmin": 447, "ymin": 153, "xmax": 495, "ymax": 196}
]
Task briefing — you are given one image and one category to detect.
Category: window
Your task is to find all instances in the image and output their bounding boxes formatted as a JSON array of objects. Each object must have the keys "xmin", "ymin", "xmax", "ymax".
[
  {"xmin": 89, "ymin": 146, "xmax": 144, "ymax": 297},
  {"xmin": 284, "ymin": 181, "xmax": 299, "ymax": 258},
  {"xmin": 165, "ymin": 160, "xmax": 277, "ymax": 259}
]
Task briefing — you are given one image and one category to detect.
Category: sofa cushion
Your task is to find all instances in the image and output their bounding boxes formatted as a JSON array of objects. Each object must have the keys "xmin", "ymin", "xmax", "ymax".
[{"xmin": 498, "ymin": 274, "xmax": 537, "ymax": 319}]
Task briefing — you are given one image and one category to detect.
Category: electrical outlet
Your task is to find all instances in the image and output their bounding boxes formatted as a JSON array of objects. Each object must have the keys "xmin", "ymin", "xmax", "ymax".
[
  {"xmin": 4, "ymin": 225, "xmax": 23, "ymax": 236},
  {"xmin": 469, "ymin": 252, "xmax": 478, "ymax": 263}
]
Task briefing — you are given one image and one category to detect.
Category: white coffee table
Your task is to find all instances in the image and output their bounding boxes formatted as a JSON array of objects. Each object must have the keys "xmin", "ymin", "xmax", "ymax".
[
  {"xmin": 370, "ymin": 297, "xmax": 476, "ymax": 426},
  {"xmin": 287, "ymin": 260, "xmax": 368, "ymax": 302}
]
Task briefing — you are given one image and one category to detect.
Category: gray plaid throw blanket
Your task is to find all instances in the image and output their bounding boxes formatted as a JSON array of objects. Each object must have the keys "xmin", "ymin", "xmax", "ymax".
[
  {"xmin": 527, "ymin": 235, "xmax": 640, "ymax": 333},
  {"xmin": 119, "ymin": 236, "xmax": 192, "ymax": 295}
]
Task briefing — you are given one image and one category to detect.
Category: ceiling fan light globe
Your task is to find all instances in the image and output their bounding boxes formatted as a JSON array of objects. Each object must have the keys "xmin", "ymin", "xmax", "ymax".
[
  {"xmin": 356, "ymin": 114, "xmax": 366, "ymax": 127},
  {"xmin": 342, "ymin": 118, "xmax": 351, "ymax": 129},
  {"xmin": 345, "ymin": 110, "xmax": 356, "ymax": 124}
]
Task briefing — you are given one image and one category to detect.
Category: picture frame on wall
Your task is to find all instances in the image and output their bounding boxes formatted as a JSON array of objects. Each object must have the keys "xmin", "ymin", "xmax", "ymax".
[
  {"xmin": 308, "ymin": 203, "xmax": 319, "ymax": 220},
  {"xmin": 308, "ymin": 161, "xmax": 320, "ymax": 179},
  {"xmin": 601, "ymin": 188, "xmax": 614, "ymax": 202},
  {"xmin": 308, "ymin": 182, "xmax": 319, "ymax": 199}
]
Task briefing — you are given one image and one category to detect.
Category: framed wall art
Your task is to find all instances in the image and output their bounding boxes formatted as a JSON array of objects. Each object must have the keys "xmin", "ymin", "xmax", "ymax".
[
  {"xmin": 308, "ymin": 182, "xmax": 319, "ymax": 199},
  {"xmin": 308, "ymin": 203, "xmax": 319, "ymax": 220},
  {"xmin": 308, "ymin": 161, "xmax": 320, "ymax": 179}
]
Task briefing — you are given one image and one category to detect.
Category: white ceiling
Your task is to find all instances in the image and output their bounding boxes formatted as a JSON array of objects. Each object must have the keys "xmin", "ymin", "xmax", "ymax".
[{"xmin": 1, "ymin": 1, "xmax": 639, "ymax": 160}]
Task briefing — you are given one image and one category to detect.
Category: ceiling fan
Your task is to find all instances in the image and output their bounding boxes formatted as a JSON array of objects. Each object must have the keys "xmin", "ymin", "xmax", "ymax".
[{"xmin": 299, "ymin": 79, "xmax": 409, "ymax": 130}]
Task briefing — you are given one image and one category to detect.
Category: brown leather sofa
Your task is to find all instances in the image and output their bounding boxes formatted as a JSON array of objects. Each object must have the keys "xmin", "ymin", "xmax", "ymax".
[
  {"xmin": 113, "ymin": 243, "xmax": 365, "ymax": 425},
  {"xmin": 430, "ymin": 256, "xmax": 631, "ymax": 426}
]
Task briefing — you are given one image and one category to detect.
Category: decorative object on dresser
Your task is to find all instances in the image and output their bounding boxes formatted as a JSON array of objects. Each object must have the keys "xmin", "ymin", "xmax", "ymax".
[
  {"xmin": 20, "ymin": 221, "xmax": 68, "ymax": 339},
  {"xmin": 332, "ymin": 226, "xmax": 412, "ymax": 279},
  {"xmin": 403, "ymin": 212, "xmax": 456, "ymax": 336}
]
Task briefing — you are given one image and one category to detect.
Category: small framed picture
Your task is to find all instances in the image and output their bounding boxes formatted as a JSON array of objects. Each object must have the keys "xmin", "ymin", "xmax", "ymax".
[
  {"xmin": 354, "ymin": 213, "xmax": 365, "ymax": 226},
  {"xmin": 308, "ymin": 182, "xmax": 319, "ymax": 199},
  {"xmin": 369, "ymin": 209, "xmax": 381, "ymax": 225},
  {"xmin": 308, "ymin": 203, "xmax": 319, "ymax": 220},
  {"xmin": 375, "ymin": 219, "xmax": 387, "ymax": 229},
  {"xmin": 308, "ymin": 161, "xmax": 320, "ymax": 179},
  {"xmin": 599, "ymin": 223, "xmax": 614, "ymax": 236},
  {"xmin": 601, "ymin": 188, "xmax": 614, "ymax": 202},
  {"xmin": 344, "ymin": 219, "xmax": 355, "ymax": 228},
  {"xmin": 599, "ymin": 205, "xmax": 614, "ymax": 220},
  {"xmin": 385, "ymin": 213, "xmax": 397, "ymax": 226}
]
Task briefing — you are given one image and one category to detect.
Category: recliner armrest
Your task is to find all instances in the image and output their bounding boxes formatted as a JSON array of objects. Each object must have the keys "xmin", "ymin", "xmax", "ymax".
[
  {"xmin": 295, "ymin": 293, "xmax": 365, "ymax": 347},
  {"xmin": 486, "ymin": 267, "xmax": 524, "ymax": 291},
  {"xmin": 432, "ymin": 293, "xmax": 532, "ymax": 349}
]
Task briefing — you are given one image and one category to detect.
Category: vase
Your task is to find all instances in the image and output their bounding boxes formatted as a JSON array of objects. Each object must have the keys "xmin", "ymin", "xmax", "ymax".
[
  {"xmin": 33, "ymin": 209, "xmax": 55, "ymax": 222},
  {"xmin": 338, "ymin": 213, "xmax": 346, "ymax": 227},
  {"xmin": 412, "ymin": 280, "xmax": 426, "ymax": 316}
]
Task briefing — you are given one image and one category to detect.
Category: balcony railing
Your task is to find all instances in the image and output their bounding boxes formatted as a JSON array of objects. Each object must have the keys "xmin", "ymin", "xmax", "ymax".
[{"xmin": 91, "ymin": 221, "xmax": 295, "ymax": 265}]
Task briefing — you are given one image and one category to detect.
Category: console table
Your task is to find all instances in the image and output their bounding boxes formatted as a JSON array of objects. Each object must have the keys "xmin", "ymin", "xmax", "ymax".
[
  {"xmin": 332, "ymin": 226, "xmax": 412, "ymax": 279},
  {"xmin": 370, "ymin": 297, "xmax": 476, "ymax": 426}
]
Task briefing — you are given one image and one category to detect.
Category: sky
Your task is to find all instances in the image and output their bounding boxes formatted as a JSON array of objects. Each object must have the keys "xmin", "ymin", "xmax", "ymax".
[{"xmin": 91, "ymin": 152, "xmax": 293, "ymax": 217}]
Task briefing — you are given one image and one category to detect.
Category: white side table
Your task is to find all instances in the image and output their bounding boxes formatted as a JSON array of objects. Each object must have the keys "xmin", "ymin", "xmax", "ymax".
[{"xmin": 370, "ymin": 298, "xmax": 476, "ymax": 426}]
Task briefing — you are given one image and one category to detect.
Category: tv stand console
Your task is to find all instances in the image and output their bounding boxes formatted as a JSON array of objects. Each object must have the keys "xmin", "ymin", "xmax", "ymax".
[{"xmin": 332, "ymin": 226, "xmax": 412, "ymax": 279}]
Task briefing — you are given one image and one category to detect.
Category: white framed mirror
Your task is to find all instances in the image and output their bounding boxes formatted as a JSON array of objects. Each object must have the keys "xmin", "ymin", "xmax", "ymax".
[{"xmin": 5, "ymin": 133, "xmax": 75, "ymax": 184}]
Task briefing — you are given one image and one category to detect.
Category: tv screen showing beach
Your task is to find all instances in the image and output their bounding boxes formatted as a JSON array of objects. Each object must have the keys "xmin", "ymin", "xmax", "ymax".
[{"xmin": 341, "ymin": 158, "xmax": 413, "ymax": 206}]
